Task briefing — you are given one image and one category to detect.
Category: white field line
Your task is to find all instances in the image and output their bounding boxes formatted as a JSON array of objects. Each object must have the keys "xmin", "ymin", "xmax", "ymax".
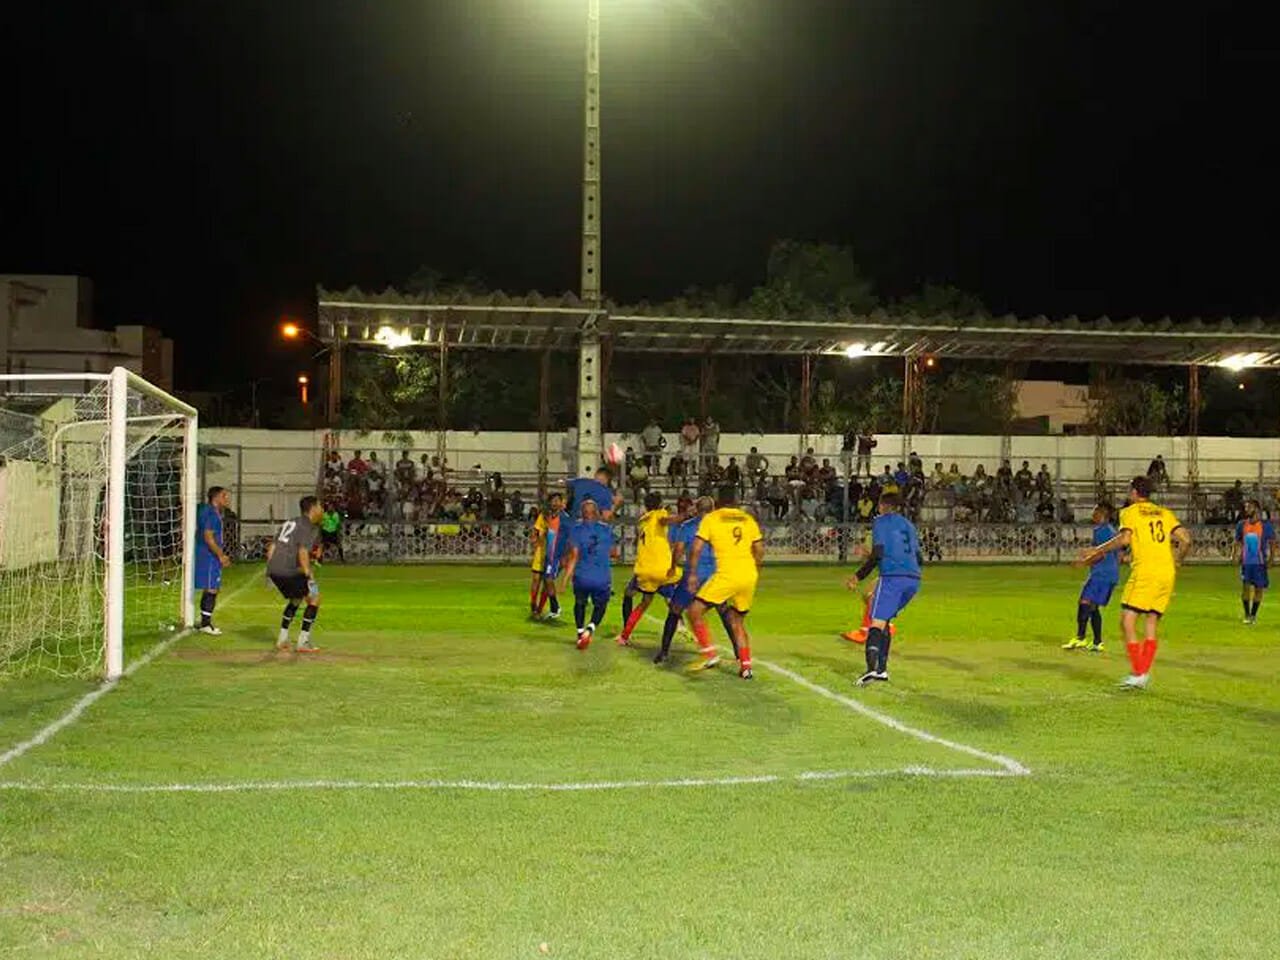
[
  {"xmin": 0, "ymin": 766, "xmax": 1020, "ymax": 795},
  {"xmin": 641, "ymin": 611, "xmax": 1030, "ymax": 777},
  {"xmin": 0, "ymin": 573, "xmax": 263, "ymax": 770}
]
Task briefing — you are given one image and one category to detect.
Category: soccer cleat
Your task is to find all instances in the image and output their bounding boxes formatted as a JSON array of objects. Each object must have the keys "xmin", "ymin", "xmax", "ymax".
[
  {"xmin": 1062, "ymin": 638, "xmax": 1088, "ymax": 650},
  {"xmin": 1244, "ymin": 616, "xmax": 1256, "ymax": 625},
  {"xmin": 295, "ymin": 638, "xmax": 320, "ymax": 654},
  {"xmin": 1088, "ymin": 642, "xmax": 1106, "ymax": 653},
  {"xmin": 614, "ymin": 633, "xmax": 631, "ymax": 647},
  {"xmin": 685, "ymin": 654, "xmax": 720, "ymax": 673},
  {"xmin": 544, "ymin": 609, "xmax": 561, "ymax": 621},
  {"xmin": 575, "ymin": 628, "xmax": 593, "ymax": 650},
  {"xmin": 1119, "ymin": 673, "xmax": 1149, "ymax": 690},
  {"xmin": 198, "ymin": 625, "xmax": 222, "ymax": 637},
  {"xmin": 856, "ymin": 670, "xmax": 887, "ymax": 686},
  {"xmin": 842, "ymin": 629, "xmax": 868, "ymax": 644},
  {"xmin": 652, "ymin": 651, "xmax": 668, "ymax": 665},
  {"xmin": 739, "ymin": 666, "xmax": 753, "ymax": 680}
]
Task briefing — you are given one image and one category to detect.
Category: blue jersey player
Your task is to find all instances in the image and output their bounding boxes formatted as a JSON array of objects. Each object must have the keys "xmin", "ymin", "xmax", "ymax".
[
  {"xmin": 194, "ymin": 486, "xmax": 232, "ymax": 635},
  {"xmin": 846, "ymin": 491, "xmax": 921, "ymax": 685},
  {"xmin": 559, "ymin": 499, "xmax": 617, "ymax": 649},
  {"xmin": 1064, "ymin": 504, "xmax": 1120, "ymax": 651},
  {"xmin": 565, "ymin": 466, "xmax": 621, "ymax": 520},
  {"xmin": 1234, "ymin": 499, "xmax": 1275, "ymax": 624}
]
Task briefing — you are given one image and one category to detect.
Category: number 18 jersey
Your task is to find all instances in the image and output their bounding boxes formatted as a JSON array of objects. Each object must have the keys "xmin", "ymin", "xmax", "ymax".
[{"xmin": 1119, "ymin": 501, "xmax": 1180, "ymax": 580}]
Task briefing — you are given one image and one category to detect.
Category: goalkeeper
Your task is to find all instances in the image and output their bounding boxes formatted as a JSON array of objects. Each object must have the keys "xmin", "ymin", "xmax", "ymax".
[{"xmin": 266, "ymin": 496, "xmax": 325, "ymax": 653}]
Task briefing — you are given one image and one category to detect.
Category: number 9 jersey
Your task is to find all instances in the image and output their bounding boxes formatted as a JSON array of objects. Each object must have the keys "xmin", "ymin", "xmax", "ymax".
[{"xmin": 693, "ymin": 507, "xmax": 764, "ymax": 614}]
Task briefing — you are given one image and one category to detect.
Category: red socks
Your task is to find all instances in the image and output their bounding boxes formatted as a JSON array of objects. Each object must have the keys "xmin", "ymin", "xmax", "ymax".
[
  {"xmin": 529, "ymin": 583, "xmax": 539, "ymax": 610},
  {"xmin": 1127, "ymin": 639, "xmax": 1159, "ymax": 675},
  {"xmin": 1139, "ymin": 639, "xmax": 1158, "ymax": 675},
  {"xmin": 620, "ymin": 607, "xmax": 645, "ymax": 641},
  {"xmin": 536, "ymin": 583, "xmax": 550, "ymax": 615},
  {"xmin": 692, "ymin": 620, "xmax": 715, "ymax": 657},
  {"xmin": 739, "ymin": 642, "xmax": 752, "ymax": 670}
]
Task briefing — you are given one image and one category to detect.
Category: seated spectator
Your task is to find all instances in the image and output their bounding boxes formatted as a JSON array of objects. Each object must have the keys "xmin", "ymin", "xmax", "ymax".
[
  {"xmin": 1015, "ymin": 496, "xmax": 1035, "ymax": 524},
  {"xmin": 893, "ymin": 462, "xmax": 910, "ymax": 487},
  {"xmin": 946, "ymin": 463, "xmax": 963, "ymax": 488},
  {"xmin": 881, "ymin": 471, "xmax": 901, "ymax": 498},
  {"xmin": 667, "ymin": 452, "xmax": 686, "ymax": 480},
  {"xmin": 1034, "ymin": 463, "xmax": 1052, "ymax": 494},
  {"xmin": 347, "ymin": 449, "xmax": 368, "ymax": 477},
  {"xmin": 1035, "ymin": 490, "xmax": 1055, "ymax": 522},
  {"xmin": 463, "ymin": 486, "xmax": 484, "ymax": 514},
  {"xmin": 486, "ymin": 491, "xmax": 506, "ymax": 521},
  {"xmin": 785, "ymin": 456, "xmax": 802, "ymax": 483},
  {"xmin": 745, "ymin": 447, "xmax": 769, "ymax": 482},
  {"xmin": 929, "ymin": 463, "xmax": 947, "ymax": 489},
  {"xmin": 508, "ymin": 490, "xmax": 525, "ymax": 521},
  {"xmin": 368, "ymin": 451, "xmax": 386, "ymax": 479},
  {"xmin": 1057, "ymin": 497, "xmax": 1075, "ymax": 524},
  {"xmin": 996, "ymin": 459, "xmax": 1014, "ymax": 491},
  {"xmin": 798, "ymin": 485, "xmax": 821, "ymax": 520},
  {"xmin": 856, "ymin": 491, "xmax": 876, "ymax": 521},
  {"xmin": 800, "ymin": 447, "xmax": 818, "ymax": 477},
  {"xmin": 818, "ymin": 458, "xmax": 837, "ymax": 490},
  {"xmin": 766, "ymin": 476, "xmax": 789, "ymax": 519}
]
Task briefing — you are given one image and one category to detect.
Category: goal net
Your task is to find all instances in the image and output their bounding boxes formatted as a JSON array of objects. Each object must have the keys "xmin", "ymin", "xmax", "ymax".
[{"xmin": 0, "ymin": 368, "xmax": 196, "ymax": 679}]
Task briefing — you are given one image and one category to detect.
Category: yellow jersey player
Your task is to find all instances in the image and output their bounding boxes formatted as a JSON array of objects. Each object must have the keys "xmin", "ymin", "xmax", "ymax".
[
  {"xmin": 685, "ymin": 490, "xmax": 764, "ymax": 679},
  {"xmin": 529, "ymin": 493, "xmax": 569, "ymax": 620},
  {"xmin": 615, "ymin": 493, "xmax": 679, "ymax": 646},
  {"xmin": 1080, "ymin": 476, "xmax": 1191, "ymax": 689}
]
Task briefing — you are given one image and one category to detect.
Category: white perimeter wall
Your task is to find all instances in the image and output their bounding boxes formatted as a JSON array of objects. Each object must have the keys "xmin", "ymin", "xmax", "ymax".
[{"xmin": 199, "ymin": 428, "xmax": 1280, "ymax": 521}]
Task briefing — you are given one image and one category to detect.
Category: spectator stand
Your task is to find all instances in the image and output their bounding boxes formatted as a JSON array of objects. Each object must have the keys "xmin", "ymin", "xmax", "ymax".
[{"xmin": 318, "ymin": 288, "xmax": 1280, "ymax": 519}]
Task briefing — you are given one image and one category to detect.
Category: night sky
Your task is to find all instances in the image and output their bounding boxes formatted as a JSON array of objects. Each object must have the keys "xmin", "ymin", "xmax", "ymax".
[{"xmin": 5, "ymin": 1, "xmax": 1278, "ymax": 391}]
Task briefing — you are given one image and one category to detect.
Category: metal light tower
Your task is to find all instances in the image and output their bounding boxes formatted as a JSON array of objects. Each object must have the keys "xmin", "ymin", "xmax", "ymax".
[{"xmin": 575, "ymin": 0, "xmax": 604, "ymax": 476}]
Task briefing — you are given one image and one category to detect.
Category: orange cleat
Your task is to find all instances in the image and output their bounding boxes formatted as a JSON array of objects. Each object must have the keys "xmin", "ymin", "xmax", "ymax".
[{"xmin": 842, "ymin": 629, "xmax": 868, "ymax": 644}]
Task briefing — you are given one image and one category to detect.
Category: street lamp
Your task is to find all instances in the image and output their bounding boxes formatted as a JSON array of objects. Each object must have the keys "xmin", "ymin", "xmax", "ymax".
[{"xmin": 297, "ymin": 374, "xmax": 310, "ymax": 405}]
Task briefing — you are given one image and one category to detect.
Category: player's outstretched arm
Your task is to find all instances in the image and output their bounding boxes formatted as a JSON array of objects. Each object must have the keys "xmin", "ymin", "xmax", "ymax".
[
  {"xmin": 849, "ymin": 545, "xmax": 884, "ymax": 588},
  {"xmin": 751, "ymin": 540, "xmax": 765, "ymax": 571},
  {"xmin": 559, "ymin": 547, "xmax": 579, "ymax": 591},
  {"xmin": 1080, "ymin": 529, "xmax": 1131, "ymax": 564}
]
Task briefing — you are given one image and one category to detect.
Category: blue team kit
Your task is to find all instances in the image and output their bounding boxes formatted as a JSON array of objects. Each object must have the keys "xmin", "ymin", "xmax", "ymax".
[
  {"xmin": 566, "ymin": 477, "xmax": 613, "ymax": 517},
  {"xmin": 541, "ymin": 510, "xmax": 571, "ymax": 577},
  {"xmin": 869, "ymin": 512, "xmax": 921, "ymax": 621},
  {"xmin": 669, "ymin": 515, "xmax": 717, "ymax": 609},
  {"xmin": 570, "ymin": 519, "xmax": 614, "ymax": 604},
  {"xmin": 1081, "ymin": 522, "xmax": 1119, "ymax": 606},
  {"xmin": 1237, "ymin": 520, "xmax": 1273, "ymax": 589},
  {"xmin": 194, "ymin": 503, "xmax": 223, "ymax": 590}
]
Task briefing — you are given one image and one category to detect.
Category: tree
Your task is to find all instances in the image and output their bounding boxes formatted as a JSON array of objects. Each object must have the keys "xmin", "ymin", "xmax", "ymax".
[
  {"xmin": 894, "ymin": 283, "xmax": 990, "ymax": 318},
  {"xmin": 1086, "ymin": 376, "xmax": 1185, "ymax": 436},
  {"xmin": 748, "ymin": 240, "xmax": 878, "ymax": 317},
  {"xmin": 929, "ymin": 369, "xmax": 1019, "ymax": 434}
]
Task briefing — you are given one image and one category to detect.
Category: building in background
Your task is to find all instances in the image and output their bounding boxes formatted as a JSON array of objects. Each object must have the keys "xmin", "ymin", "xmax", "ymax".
[
  {"xmin": 1, "ymin": 275, "xmax": 173, "ymax": 390},
  {"xmin": 1015, "ymin": 380, "xmax": 1090, "ymax": 434}
]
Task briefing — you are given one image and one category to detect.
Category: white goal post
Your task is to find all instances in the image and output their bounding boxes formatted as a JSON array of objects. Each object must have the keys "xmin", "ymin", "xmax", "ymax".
[{"xmin": 0, "ymin": 367, "xmax": 198, "ymax": 680}]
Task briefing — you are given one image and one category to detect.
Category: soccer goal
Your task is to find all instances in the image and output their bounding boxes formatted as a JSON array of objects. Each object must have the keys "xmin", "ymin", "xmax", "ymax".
[{"xmin": 0, "ymin": 367, "xmax": 197, "ymax": 680}]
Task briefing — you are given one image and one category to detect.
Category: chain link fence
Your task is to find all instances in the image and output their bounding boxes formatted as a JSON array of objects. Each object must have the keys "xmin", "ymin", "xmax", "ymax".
[{"xmin": 233, "ymin": 519, "xmax": 1239, "ymax": 566}]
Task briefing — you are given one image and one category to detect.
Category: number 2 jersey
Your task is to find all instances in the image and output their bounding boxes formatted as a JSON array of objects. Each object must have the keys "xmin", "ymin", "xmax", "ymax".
[
  {"xmin": 568, "ymin": 520, "xmax": 614, "ymax": 588},
  {"xmin": 267, "ymin": 515, "xmax": 319, "ymax": 577},
  {"xmin": 1118, "ymin": 501, "xmax": 1181, "ymax": 581},
  {"xmin": 695, "ymin": 507, "xmax": 763, "ymax": 582}
]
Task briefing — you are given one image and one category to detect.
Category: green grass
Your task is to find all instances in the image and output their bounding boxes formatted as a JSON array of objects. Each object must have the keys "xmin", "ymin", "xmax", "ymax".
[{"xmin": 2, "ymin": 562, "xmax": 1278, "ymax": 959}]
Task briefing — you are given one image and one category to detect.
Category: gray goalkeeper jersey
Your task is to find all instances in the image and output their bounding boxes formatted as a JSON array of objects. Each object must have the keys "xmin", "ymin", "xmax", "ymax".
[{"xmin": 267, "ymin": 515, "xmax": 318, "ymax": 576}]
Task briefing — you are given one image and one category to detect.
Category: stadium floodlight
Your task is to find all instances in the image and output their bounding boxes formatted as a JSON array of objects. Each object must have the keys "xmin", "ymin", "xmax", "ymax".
[
  {"xmin": 844, "ymin": 342, "xmax": 868, "ymax": 358},
  {"xmin": 281, "ymin": 321, "xmax": 301, "ymax": 339},
  {"xmin": 1218, "ymin": 352, "xmax": 1266, "ymax": 372},
  {"xmin": 0, "ymin": 367, "xmax": 198, "ymax": 680},
  {"xmin": 374, "ymin": 326, "xmax": 414, "ymax": 350}
]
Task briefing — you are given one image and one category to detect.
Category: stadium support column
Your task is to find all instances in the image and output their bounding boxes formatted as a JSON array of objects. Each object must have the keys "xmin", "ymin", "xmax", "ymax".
[
  {"xmin": 901, "ymin": 355, "xmax": 917, "ymax": 462},
  {"xmin": 577, "ymin": 320, "xmax": 602, "ymax": 477},
  {"xmin": 699, "ymin": 354, "xmax": 714, "ymax": 423},
  {"xmin": 1090, "ymin": 364, "xmax": 1108, "ymax": 501},
  {"xmin": 1187, "ymin": 364, "xmax": 1201, "ymax": 520},
  {"xmin": 799, "ymin": 354, "xmax": 812, "ymax": 453},
  {"xmin": 575, "ymin": 0, "xmax": 602, "ymax": 478},
  {"xmin": 326, "ymin": 339, "xmax": 343, "ymax": 426},
  {"xmin": 437, "ymin": 327, "xmax": 449, "ymax": 473},
  {"xmin": 537, "ymin": 348, "xmax": 551, "ymax": 498}
]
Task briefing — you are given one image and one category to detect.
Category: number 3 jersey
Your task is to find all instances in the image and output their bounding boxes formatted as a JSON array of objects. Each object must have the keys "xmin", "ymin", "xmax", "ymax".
[
  {"xmin": 1118, "ymin": 501, "xmax": 1181, "ymax": 580},
  {"xmin": 871, "ymin": 511, "xmax": 921, "ymax": 578},
  {"xmin": 268, "ymin": 515, "xmax": 319, "ymax": 576}
]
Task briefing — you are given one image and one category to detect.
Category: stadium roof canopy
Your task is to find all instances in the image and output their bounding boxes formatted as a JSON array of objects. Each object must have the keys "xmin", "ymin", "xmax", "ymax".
[{"xmin": 317, "ymin": 287, "xmax": 1280, "ymax": 368}]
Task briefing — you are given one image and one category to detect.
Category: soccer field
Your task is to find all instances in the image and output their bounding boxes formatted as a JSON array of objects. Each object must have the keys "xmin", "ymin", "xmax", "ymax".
[{"xmin": 1, "ymin": 563, "xmax": 1277, "ymax": 959}]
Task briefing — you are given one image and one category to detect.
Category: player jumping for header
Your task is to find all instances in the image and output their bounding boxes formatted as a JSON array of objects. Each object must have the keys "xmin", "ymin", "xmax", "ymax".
[
  {"xmin": 1064, "ymin": 503, "xmax": 1120, "ymax": 652},
  {"xmin": 1233, "ymin": 499, "xmax": 1275, "ymax": 624},
  {"xmin": 846, "ymin": 491, "xmax": 921, "ymax": 686},
  {"xmin": 266, "ymin": 495, "xmax": 325, "ymax": 653},
  {"xmin": 1079, "ymin": 476, "xmax": 1191, "ymax": 689}
]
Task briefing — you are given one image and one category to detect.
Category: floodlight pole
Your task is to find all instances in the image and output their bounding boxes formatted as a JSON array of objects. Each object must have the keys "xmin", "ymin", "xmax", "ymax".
[
  {"xmin": 1187, "ymin": 364, "xmax": 1201, "ymax": 520},
  {"xmin": 575, "ymin": 0, "xmax": 604, "ymax": 477}
]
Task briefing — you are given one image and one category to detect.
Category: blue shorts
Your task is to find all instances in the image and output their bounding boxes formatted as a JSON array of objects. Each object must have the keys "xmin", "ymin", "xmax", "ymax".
[
  {"xmin": 627, "ymin": 576, "xmax": 675, "ymax": 600},
  {"xmin": 668, "ymin": 583, "xmax": 697, "ymax": 611},
  {"xmin": 870, "ymin": 575, "xmax": 920, "ymax": 622},
  {"xmin": 1079, "ymin": 578, "xmax": 1117, "ymax": 607},
  {"xmin": 574, "ymin": 579, "xmax": 612, "ymax": 606},
  {"xmin": 194, "ymin": 555, "xmax": 222, "ymax": 591},
  {"xmin": 540, "ymin": 558, "xmax": 560, "ymax": 578},
  {"xmin": 1241, "ymin": 564, "xmax": 1270, "ymax": 589}
]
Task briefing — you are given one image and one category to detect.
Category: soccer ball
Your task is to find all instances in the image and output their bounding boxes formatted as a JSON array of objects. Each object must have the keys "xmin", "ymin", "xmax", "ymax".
[{"xmin": 606, "ymin": 442, "xmax": 624, "ymax": 467}]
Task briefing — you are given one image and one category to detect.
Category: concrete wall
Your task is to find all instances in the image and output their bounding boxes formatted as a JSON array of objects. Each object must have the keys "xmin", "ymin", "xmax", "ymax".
[{"xmin": 201, "ymin": 426, "xmax": 1280, "ymax": 520}]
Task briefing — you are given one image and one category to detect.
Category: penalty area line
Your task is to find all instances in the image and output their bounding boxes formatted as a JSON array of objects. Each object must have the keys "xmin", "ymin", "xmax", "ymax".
[
  {"xmin": 0, "ymin": 573, "xmax": 262, "ymax": 770},
  {"xmin": 0, "ymin": 766, "xmax": 1021, "ymax": 795},
  {"xmin": 638, "ymin": 611, "xmax": 1029, "ymax": 777}
]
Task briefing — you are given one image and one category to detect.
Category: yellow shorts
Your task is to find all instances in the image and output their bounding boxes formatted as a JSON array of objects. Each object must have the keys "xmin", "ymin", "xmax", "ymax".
[
  {"xmin": 530, "ymin": 551, "xmax": 545, "ymax": 574},
  {"xmin": 696, "ymin": 570, "xmax": 758, "ymax": 614},
  {"xmin": 1121, "ymin": 576, "xmax": 1174, "ymax": 616},
  {"xmin": 634, "ymin": 570, "xmax": 676, "ymax": 594}
]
